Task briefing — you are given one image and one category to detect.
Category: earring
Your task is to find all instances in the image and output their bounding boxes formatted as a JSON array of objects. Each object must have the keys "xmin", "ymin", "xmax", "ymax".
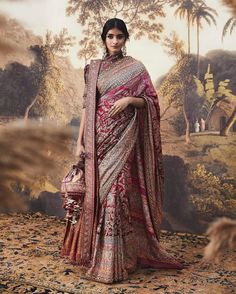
[{"xmin": 122, "ymin": 44, "xmax": 127, "ymax": 56}]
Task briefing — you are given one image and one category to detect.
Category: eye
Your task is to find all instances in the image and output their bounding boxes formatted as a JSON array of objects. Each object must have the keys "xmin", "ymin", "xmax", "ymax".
[
  {"xmin": 107, "ymin": 34, "xmax": 113, "ymax": 39},
  {"xmin": 117, "ymin": 34, "xmax": 125, "ymax": 40}
]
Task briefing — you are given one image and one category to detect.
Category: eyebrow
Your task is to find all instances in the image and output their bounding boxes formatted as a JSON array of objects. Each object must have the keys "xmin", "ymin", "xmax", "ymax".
[{"xmin": 107, "ymin": 33, "xmax": 125, "ymax": 36}]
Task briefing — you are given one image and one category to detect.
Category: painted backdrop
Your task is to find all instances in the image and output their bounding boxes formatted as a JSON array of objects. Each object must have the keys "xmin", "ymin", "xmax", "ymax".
[{"xmin": 0, "ymin": 0, "xmax": 235, "ymax": 234}]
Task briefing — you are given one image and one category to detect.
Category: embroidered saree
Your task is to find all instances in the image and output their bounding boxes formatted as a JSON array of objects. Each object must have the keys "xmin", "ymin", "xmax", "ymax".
[{"xmin": 60, "ymin": 52, "xmax": 185, "ymax": 283}]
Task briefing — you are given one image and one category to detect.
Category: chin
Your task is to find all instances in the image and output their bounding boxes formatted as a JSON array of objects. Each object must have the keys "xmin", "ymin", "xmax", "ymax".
[{"xmin": 109, "ymin": 49, "xmax": 121, "ymax": 54}]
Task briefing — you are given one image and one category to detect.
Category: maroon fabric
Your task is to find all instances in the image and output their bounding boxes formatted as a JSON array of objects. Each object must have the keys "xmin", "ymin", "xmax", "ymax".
[{"xmin": 60, "ymin": 53, "xmax": 186, "ymax": 283}]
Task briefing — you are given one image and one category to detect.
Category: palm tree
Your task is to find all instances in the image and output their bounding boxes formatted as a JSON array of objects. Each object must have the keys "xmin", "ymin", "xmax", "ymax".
[
  {"xmin": 173, "ymin": 0, "xmax": 202, "ymax": 54},
  {"xmin": 192, "ymin": 4, "xmax": 218, "ymax": 78},
  {"xmin": 222, "ymin": 17, "xmax": 236, "ymax": 41}
]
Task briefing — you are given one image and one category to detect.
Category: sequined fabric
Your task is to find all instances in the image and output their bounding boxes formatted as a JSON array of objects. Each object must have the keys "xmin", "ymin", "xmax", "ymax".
[{"xmin": 60, "ymin": 51, "xmax": 186, "ymax": 284}]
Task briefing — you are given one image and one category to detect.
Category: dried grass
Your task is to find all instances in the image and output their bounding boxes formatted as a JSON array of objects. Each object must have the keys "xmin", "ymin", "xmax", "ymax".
[
  {"xmin": 203, "ymin": 217, "xmax": 236, "ymax": 262},
  {"xmin": 222, "ymin": 0, "xmax": 236, "ymax": 15},
  {"xmin": 0, "ymin": 119, "xmax": 72, "ymax": 211}
]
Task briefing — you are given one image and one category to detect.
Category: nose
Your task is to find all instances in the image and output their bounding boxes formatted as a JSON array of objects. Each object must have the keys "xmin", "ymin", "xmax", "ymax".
[{"xmin": 113, "ymin": 37, "xmax": 119, "ymax": 44}]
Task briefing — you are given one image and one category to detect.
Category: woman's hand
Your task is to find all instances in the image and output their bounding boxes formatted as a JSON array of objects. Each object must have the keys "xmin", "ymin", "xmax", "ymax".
[
  {"xmin": 108, "ymin": 97, "xmax": 131, "ymax": 117},
  {"xmin": 75, "ymin": 142, "xmax": 85, "ymax": 157}
]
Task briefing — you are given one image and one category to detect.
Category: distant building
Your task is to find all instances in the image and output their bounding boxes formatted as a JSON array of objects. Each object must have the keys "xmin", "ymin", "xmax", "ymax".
[{"xmin": 208, "ymin": 98, "xmax": 236, "ymax": 132}]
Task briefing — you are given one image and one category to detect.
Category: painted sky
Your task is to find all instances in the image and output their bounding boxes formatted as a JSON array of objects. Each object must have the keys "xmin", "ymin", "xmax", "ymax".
[{"xmin": 0, "ymin": 0, "xmax": 235, "ymax": 79}]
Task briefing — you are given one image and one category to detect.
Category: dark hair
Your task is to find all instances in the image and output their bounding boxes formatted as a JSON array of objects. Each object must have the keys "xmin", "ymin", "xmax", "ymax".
[{"xmin": 101, "ymin": 18, "xmax": 129, "ymax": 43}]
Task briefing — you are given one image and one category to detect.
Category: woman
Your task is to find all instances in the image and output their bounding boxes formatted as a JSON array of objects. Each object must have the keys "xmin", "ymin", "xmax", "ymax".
[{"xmin": 60, "ymin": 18, "xmax": 186, "ymax": 284}]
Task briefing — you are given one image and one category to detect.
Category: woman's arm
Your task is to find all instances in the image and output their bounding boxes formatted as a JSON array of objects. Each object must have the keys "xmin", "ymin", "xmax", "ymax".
[
  {"xmin": 127, "ymin": 96, "xmax": 146, "ymax": 108},
  {"xmin": 77, "ymin": 108, "xmax": 86, "ymax": 146},
  {"xmin": 109, "ymin": 96, "xmax": 146, "ymax": 117},
  {"xmin": 75, "ymin": 109, "xmax": 86, "ymax": 156}
]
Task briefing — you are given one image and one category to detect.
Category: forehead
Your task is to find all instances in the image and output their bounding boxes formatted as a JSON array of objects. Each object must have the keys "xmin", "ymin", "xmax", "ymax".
[{"xmin": 106, "ymin": 28, "xmax": 124, "ymax": 35}]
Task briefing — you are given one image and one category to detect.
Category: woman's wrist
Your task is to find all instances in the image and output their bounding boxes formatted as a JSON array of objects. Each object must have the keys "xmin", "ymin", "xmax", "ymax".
[{"xmin": 127, "ymin": 97, "xmax": 134, "ymax": 105}]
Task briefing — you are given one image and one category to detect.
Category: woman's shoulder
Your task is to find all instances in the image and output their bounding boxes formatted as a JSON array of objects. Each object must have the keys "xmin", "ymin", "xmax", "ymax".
[
  {"xmin": 123, "ymin": 55, "xmax": 147, "ymax": 73},
  {"xmin": 87, "ymin": 56, "xmax": 147, "ymax": 73}
]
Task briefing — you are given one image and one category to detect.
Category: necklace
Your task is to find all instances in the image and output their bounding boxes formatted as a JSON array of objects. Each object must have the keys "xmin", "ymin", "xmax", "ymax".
[{"xmin": 102, "ymin": 51, "xmax": 124, "ymax": 63}]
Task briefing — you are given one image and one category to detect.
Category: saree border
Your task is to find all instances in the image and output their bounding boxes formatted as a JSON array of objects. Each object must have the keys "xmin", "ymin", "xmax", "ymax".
[
  {"xmin": 142, "ymin": 95, "xmax": 164, "ymax": 237},
  {"xmin": 79, "ymin": 59, "xmax": 102, "ymax": 264}
]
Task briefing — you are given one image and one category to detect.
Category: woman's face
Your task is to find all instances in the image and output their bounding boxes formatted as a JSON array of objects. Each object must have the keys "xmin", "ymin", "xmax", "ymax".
[{"xmin": 105, "ymin": 28, "xmax": 126, "ymax": 55}]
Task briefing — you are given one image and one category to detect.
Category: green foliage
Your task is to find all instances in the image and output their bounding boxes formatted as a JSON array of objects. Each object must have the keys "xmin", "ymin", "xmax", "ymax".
[
  {"xmin": 30, "ymin": 46, "xmax": 65, "ymax": 121},
  {"xmin": 159, "ymin": 55, "xmax": 200, "ymax": 134},
  {"xmin": 222, "ymin": 16, "xmax": 236, "ymax": 41},
  {"xmin": 0, "ymin": 62, "xmax": 36, "ymax": 115},
  {"xmin": 169, "ymin": 111, "xmax": 186, "ymax": 135},
  {"xmin": 190, "ymin": 195, "xmax": 225, "ymax": 219},
  {"xmin": 24, "ymin": 29, "xmax": 76, "ymax": 122},
  {"xmin": 45, "ymin": 28, "xmax": 76, "ymax": 55},
  {"xmin": 160, "ymin": 55, "xmax": 195, "ymax": 107},
  {"xmin": 189, "ymin": 163, "xmax": 234, "ymax": 198},
  {"xmin": 194, "ymin": 63, "xmax": 236, "ymax": 121},
  {"xmin": 224, "ymin": 199, "xmax": 236, "ymax": 217},
  {"xmin": 188, "ymin": 163, "xmax": 236, "ymax": 220},
  {"xmin": 159, "ymin": 71, "xmax": 184, "ymax": 111}
]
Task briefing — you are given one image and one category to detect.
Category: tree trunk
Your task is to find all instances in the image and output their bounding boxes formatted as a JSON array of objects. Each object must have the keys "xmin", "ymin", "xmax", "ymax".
[
  {"xmin": 187, "ymin": 12, "xmax": 191, "ymax": 54},
  {"xmin": 220, "ymin": 107, "xmax": 236, "ymax": 136},
  {"xmin": 183, "ymin": 102, "xmax": 191, "ymax": 144},
  {"xmin": 24, "ymin": 96, "xmax": 38, "ymax": 121},
  {"xmin": 197, "ymin": 20, "xmax": 200, "ymax": 78}
]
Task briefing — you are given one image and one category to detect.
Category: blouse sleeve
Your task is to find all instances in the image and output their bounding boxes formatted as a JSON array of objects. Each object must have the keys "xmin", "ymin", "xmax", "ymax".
[{"xmin": 82, "ymin": 64, "xmax": 90, "ymax": 109}]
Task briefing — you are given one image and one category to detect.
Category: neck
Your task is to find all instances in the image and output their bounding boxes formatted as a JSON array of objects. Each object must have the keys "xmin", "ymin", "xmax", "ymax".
[
  {"xmin": 107, "ymin": 50, "xmax": 122, "ymax": 56},
  {"xmin": 103, "ymin": 50, "xmax": 123, "ymax": 61},
  {"xmin": 109, "ymin": 50, "xmax": 121, "ymax": 55}
]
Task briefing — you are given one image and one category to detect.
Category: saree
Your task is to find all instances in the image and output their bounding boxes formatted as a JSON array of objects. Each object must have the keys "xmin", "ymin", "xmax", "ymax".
[{"xmin": 60, "ymin": 52, "xmax": 185, "ymax": 283}]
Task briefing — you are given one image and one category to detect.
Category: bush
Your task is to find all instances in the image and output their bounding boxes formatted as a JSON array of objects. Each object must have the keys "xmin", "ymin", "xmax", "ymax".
[
  {"xmin": 189, "ymin": 163, "xmax": 236, "ymax": 199},
  {"xmin": 169, "ymin": 112, "xmax": 186, "ymax": 136},
  {"xmin": 188, "ymin": 163, "xmax": 236, "ymax": 220}
]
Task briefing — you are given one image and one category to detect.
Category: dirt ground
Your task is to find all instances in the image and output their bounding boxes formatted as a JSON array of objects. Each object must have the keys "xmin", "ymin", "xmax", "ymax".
[{"xmin": 0, "ymin": 212, "xmax": 235, "ymax": 294}]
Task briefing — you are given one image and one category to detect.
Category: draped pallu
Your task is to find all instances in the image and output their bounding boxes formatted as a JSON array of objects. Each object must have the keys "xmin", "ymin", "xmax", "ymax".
[{"xmin": 60, "ymin": 54, "xmax": 185, "ymax": 284}]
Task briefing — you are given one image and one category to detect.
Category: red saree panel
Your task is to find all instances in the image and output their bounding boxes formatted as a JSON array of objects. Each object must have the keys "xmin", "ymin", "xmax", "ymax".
[{"xmin": 60, "ymin": 52, "xmax": 186, "ymax": 283}]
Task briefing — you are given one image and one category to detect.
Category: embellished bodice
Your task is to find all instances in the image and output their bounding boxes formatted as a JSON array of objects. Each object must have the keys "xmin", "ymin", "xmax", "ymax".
[
  {"xmin": 96, "ymin": 51, "xmax": 145, "ymax": 98},
  {"xmin": 96, "ymin": 51, "xmax": 124, "ymax": 98}
]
